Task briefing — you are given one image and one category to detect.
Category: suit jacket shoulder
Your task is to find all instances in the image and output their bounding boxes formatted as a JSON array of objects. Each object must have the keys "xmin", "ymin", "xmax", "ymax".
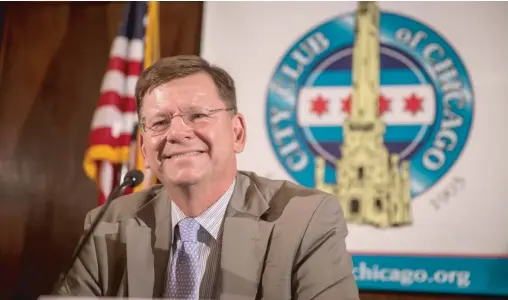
[
  {"xmin": 55, "ymin": 184, "xmax": 171, "ymax": 297},
  {"xmin": 237, "ymin": 170, "xmax": 340, "ymax": 218},
  {"xmin": 235, "ymin": 170, "xmax": 359, "ymax": 299},
  {"xmin": 86, "ymin": 184, "xmax": 166, "ymax": 225}
]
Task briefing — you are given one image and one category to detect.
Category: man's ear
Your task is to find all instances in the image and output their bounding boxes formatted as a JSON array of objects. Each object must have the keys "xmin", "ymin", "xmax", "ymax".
[
  {"xmin": 139, "ymin": 133, "xmax": 150, "ymax": 169},
  {"xmin": 232, "ymin": 113, "xmax": 247, "ymax": 153}
]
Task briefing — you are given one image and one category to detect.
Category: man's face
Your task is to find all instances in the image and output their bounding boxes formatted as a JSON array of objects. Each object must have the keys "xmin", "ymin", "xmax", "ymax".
[{"xmin": 139, "ymin": 72, "xmax": 246, "ymax": 187}]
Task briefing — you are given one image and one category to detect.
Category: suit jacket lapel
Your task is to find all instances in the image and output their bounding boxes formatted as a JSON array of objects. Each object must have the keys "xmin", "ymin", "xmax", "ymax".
[
  {"xmin": 220, "ymin": 173, "xmax": 274, "ymax": 300},
  {"xmin": 126, "ymin": 188, "xmax": 171, "ymax": 297}
]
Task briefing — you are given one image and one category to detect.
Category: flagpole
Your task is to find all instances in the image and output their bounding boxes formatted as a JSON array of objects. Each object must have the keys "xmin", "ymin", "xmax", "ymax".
[{"xmin": 133, "ymin": 0, "xmax": 160, "ymax": 192}]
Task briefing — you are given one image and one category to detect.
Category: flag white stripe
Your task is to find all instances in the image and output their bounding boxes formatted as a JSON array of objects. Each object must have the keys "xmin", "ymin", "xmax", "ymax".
[
  {"xmin": 126, "ymin": 75, "xmax": 139, "ymax": 99},
  {"xmin": 100, "ymin": 161, "xmax": 114, "ymax": 200},
  {"xmin": 127, "ymin": 39, "xmax": 144, "ymax": 62},
  {"xmin": 91, "ymin": 105, "xmax": 138, "ymax": 137},
  {"xmin": 110, "ymin": 36, "xmax": 144, "ymax": 62},
  {"xmin": 100, "ymin": 70, "xmax": 139, "ymax": 98},
  {"xmin": 298, "ymin": 84, "xmax": 435, "ymax": 126},
  {"xmin": 110, "ymin": 36, "xmax": 128, "ymax": 59},
  {"xmin": 100, "ymin": 70, "xmax": 126, "ymax": 96}
]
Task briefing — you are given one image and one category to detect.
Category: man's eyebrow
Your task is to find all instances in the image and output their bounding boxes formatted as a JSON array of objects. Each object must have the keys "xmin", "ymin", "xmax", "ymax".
[
  {"xmin": 185, "ymin": 103, "xmax": 205, "ymax": 108},
  {"xmin": 143, "ymin": 111, "xmax": 169, "ymax": 119},
  {"xmin": 180, "ymin": 105, "xmax": 213, "ymax": 111}
]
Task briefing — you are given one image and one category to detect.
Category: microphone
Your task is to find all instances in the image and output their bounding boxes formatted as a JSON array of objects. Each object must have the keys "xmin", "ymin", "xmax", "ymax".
[
  {"xmin": 120, "ymin": 169, "xmax": 144, "ymax": 191},
  {"xmin": 55, "ymin": 169, "xmax": 145, "ymax": 290}
]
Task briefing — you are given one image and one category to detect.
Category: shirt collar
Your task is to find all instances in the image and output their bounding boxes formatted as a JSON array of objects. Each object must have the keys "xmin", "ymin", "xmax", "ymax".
[{"xmin": 171, "ymin": 179, "xmax": 236, "ymax": 240}]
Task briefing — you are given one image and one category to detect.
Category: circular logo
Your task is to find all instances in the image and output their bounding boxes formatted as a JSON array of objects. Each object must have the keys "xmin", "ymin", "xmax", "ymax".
[{"xmin": 265, "ymin": 11, "xmax": 474, "ymax": 199}]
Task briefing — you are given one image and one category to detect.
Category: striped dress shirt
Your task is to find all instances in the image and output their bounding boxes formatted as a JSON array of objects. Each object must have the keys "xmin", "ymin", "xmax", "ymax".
[{"xmin": 167, "ymin": 179, "xmax": 236, "ymax": 299}]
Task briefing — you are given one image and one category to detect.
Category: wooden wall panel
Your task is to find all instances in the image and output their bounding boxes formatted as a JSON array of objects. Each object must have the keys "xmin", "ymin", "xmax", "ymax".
[
  {"xmin": 0, "ymin": 1, "xmax": 500, "ymax": 300},
  {"xmin": 0, "ymin": 2, "xmax": 202, "ymax": 299},
  {"xmin": 360, "ymin": 291, "xmax": 501, "ymax": 300}
]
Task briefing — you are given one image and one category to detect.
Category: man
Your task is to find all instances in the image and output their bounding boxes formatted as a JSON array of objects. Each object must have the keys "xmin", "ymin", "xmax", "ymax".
[{"xmin": 55, "ymin": 55, "xmax": 359, "ymax": 299}]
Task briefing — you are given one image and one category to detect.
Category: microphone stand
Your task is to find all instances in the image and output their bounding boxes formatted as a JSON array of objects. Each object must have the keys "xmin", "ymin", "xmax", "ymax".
[{"xmin": 54, "ymin": 170, "xmax": 143, "ymax": 292}]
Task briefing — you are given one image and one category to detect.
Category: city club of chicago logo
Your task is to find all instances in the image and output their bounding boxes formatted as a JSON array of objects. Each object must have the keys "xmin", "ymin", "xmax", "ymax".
[{"xmin": 265, "ymin": 2, "xmax": 474, "ymax": 228}]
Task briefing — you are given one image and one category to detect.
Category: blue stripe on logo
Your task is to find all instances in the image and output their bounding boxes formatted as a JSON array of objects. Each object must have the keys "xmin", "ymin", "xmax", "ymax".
[
  {"xmin": 306, "ymin": 125, "xmax": 428, "ymax": 143},
  {"xmin": 310, "ymin": 69, "xmax": 425, "ymax": 87}
]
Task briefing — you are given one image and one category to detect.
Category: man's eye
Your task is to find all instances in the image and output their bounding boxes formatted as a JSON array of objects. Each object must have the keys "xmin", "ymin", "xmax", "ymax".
[
  {"xmin": 191, "ymin": 113, "xmax": 208, "ymax": 119},
  {"xmin": 152, "ymin": 119, "xmax": 169, "ymax": 126}
]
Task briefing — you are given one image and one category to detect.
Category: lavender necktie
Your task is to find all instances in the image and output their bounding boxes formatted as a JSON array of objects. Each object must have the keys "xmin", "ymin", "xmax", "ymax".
[{"xmin": 165, "ymin": 218, "xmax": 201, "ymax": 299}]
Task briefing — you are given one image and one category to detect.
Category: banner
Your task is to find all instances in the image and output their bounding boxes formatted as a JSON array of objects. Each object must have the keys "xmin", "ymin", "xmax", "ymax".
[{"xmin": 201, "ymin": 1, "xmax": 508, "ymax": 296}]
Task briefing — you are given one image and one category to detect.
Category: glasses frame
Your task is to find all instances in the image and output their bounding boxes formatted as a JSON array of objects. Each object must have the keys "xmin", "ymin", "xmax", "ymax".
[{"xmin": 139, "ymin": 107, "xmax": 237, "ymax": 133}]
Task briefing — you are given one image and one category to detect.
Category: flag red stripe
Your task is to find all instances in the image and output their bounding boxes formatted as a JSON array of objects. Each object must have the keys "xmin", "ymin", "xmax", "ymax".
[
  {"xmin": 88, "ymin": 128, "xmax": 134, "ymax": 148},
  {"xmin": 97, "ymin": 92, "xmax": 137, "ymax": 112},
  {"xmin": 108, "ymin": 57, "xmax": 126, "ymax": 72},
  {"xmin": 107, "ymin": 56, "xmax": 143, "ymax": 76},
  {"xmin": 127, "ymin": 61, "xmax": 143, "ymax": 76}
]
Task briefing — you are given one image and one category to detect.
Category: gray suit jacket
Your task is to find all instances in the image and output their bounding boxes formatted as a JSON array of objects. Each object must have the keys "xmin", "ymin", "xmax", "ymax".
[{"xmin": 55, "ymin": 171, "xmax": 359, "ymax": 299}]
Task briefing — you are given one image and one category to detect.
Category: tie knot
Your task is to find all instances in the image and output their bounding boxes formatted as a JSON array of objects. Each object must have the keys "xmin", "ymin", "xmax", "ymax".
[{"xmin": 177, "ymin": 218, "xmax": 200, "ymax": 242}]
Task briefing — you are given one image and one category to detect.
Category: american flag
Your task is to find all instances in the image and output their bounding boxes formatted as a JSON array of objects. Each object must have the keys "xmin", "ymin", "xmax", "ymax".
[{"xmin": 83, "ymin": 1, "xmax": 159, "ymax": 205}]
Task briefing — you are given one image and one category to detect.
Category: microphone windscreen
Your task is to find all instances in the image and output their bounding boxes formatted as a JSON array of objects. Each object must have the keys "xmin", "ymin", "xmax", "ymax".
[{"xmin": 124, "ymin": 169, "xmax": 145, "ymax": 188}]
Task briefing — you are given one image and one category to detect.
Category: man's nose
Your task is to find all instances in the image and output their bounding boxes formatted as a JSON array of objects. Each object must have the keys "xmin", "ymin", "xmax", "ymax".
[{"xmin": 165, "ymin": 115, "xmax": 193, "ymax": 141}]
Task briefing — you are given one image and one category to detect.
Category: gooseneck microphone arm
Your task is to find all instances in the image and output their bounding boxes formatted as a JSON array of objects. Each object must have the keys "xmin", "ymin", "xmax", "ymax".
[{"xmin": 55, "ymin": 169, "xmax": 144, "ymax": 291}]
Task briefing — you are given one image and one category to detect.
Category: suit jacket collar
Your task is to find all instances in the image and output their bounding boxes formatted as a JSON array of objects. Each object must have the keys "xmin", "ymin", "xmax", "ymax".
[
  {"xmin": 220, "ymin": 172, "xmax": 274, "ymax": 300},
  {"xmin": 126, "ymin": 187, "xmax": 171, "ymax": 297},
  {"xmin": 227, "ymin": 171, "xmax": 271, "ymax": 217}
]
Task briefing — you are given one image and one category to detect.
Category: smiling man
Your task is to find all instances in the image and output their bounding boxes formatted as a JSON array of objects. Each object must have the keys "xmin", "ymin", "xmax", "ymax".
[{"xmin": 55, "ymin": 55, "xmax": 359, "ymax": 299}]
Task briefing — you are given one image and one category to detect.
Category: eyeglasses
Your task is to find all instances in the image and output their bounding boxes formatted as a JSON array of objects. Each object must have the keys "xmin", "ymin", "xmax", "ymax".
[{"xmin": 140, "ymin": 107, "xmax": 236, "ymax": 134}]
